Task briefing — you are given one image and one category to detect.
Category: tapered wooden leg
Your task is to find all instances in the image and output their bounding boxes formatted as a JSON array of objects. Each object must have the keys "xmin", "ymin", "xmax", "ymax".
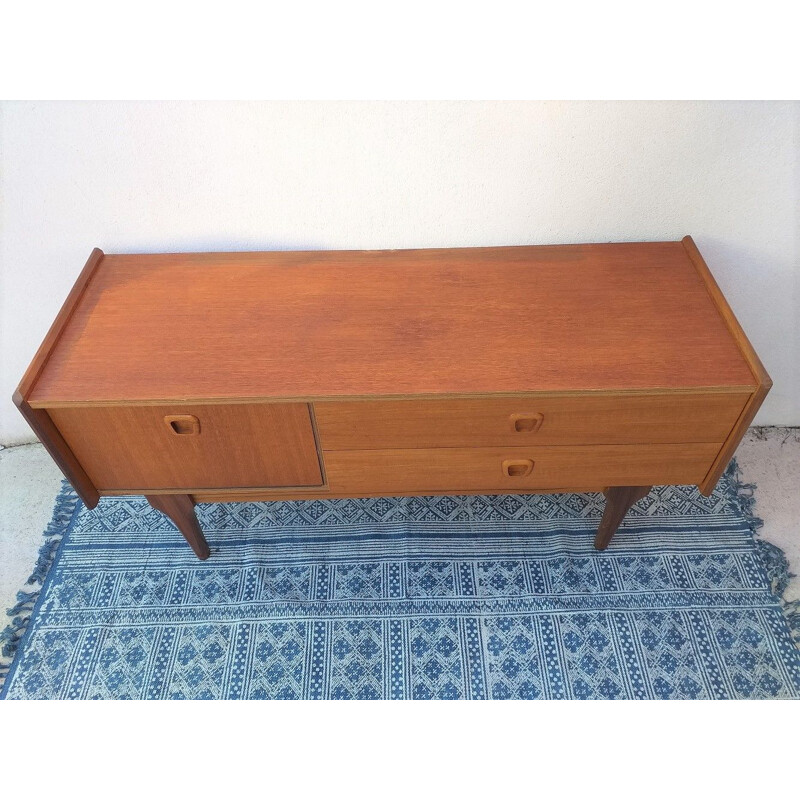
[
  {"xmin": 146, "ymin": 494, "xmax": 210, "ymax": 560},
  {"xmin": 594, "ymin": 485, "xmax": 651, "ymax": 550}
]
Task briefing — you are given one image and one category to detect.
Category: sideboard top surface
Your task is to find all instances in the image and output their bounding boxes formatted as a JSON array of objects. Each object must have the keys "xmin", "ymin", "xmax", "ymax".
[{"xmin": 27, "ymin": 240, "xmax": 758, "ymax": 405}]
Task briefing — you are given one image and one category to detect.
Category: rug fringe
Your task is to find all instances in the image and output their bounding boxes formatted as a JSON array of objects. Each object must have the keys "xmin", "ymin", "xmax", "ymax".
[
  {"xmin": 0, "ymin": 480, "xmax": 79, "ymax": 689},
  {"xmin": 725, "ymin": 458, "xmax": 800, "ymax": 647}
]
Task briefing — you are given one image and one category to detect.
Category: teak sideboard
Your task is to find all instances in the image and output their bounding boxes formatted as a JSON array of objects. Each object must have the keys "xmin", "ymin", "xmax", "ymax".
[{"xmin": 14, "ymin": 238, "xmax": 771, "ymax": 559}]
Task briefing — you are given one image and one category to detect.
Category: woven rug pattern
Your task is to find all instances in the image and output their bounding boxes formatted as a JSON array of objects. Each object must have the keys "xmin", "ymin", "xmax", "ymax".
[{"xmin": 2, "ymin": 464, "xmax": 799, "ymax": 699}]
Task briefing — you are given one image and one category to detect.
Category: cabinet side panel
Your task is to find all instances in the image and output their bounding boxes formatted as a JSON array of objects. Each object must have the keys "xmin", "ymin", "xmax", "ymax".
[
  {"xmin": 682, "ymin": 237, "xmax": 772, "ymax": 495},
  {"xmin": 699, "ymin": 386, "xmax": 770, "ymax": 495},
  {"xmin": 12, "ymin": 393, "xmax": 99, "ymax": 507},
  {"xmin": 12, "ymin": 248, "xmax": 104, "ymax": 506}
]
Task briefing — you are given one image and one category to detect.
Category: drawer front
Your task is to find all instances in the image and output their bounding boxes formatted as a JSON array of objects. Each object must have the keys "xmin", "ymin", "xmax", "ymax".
[
  {"xmin": 315, "ymin": 393, "xmax": 749, "ymax": 449},
  {"xmin": 324, "ymin": 443, "xmax": 721, "ymax": 494},
  {"xmin": 49, "ymin": 403, "xmax": 322, "ymax": 491}
]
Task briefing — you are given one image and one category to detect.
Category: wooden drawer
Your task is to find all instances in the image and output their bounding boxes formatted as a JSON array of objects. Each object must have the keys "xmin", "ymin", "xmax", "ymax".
[
  {"xmin": 324, "ymin": 443, "xmax": 722, "ymax": 494},
  {"xmin": 48, "ymin": 403, "xmax": 323, "ymax": 491},
  {"xmin": 314, "ymin": 393, "xmax": 750, "ymax": 450}
]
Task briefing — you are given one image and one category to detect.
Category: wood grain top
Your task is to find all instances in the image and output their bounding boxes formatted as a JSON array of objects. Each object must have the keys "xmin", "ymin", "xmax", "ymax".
[{"xmin": 27, "ymin": 241, "xmax": 758, "ymax": 405}]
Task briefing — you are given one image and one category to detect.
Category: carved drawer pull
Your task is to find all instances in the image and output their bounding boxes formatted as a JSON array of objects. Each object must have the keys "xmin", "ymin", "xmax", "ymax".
[
  {"xmin": 502, "ymin": 458, "xmax": 534, "ymax": 478},
  {"xmin": 164, "ymin": 414, "xmax": 201, "ymax": 435},
  {"xmin": 509, "ymin": 413, "xmax": 544, "ymax": 433}
]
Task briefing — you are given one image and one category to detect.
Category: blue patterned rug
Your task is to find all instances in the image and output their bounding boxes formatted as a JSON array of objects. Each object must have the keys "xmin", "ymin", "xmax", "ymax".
[{"xmin": 2, "ymin": 462, "xmax": 799, "ymax": 699}]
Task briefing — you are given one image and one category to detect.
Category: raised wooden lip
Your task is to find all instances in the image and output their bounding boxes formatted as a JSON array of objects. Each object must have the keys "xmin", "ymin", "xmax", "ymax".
[
  {"xmin": 14, "ymin": 248, "xmax": 106, "ymax": 402},
  {"xmin": 12, "ymin": 248, "xmax": 106, "ymax": 507},
  {"xmin": 681, "ymin": 236, "xmax": 771, "ymax": 391},
  {"xmin": 85, "ymin": 240, "xmax": 685, "ymax": 259}
]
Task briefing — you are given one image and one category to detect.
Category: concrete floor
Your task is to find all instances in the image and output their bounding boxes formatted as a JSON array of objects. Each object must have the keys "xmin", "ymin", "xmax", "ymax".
[{"xmin": 1, "ymin": 429, "xmax": 799, "ymax": 627}]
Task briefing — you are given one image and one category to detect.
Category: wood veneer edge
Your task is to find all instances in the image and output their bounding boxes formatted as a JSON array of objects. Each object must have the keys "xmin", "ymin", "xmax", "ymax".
[
  {"xmin": 92, "ymin": 241, "xmax": 684, "ymax": 260},
  {"xmin": 681, "ymin": 236, "xmax": 772, "ymax": 495},
  {"xmin": 13, "ymin": 248, "xmax": 105, "ymax": 507},
  {"xmin": 191, "ymin": 488, "xmax": 608, "ymax": 503},
  {"xmin": 681, "ymin": 236, "xmax": 771, "ymax": 390},
  {"xmin": 306, "ymin": 402, "xmax": 328, "ymax": 485},
  {"xmin": 16, "ymin": 248, "xmax": 106, "ymax": 399},
  {"xmin": 28, "ymin": 385, "xmax": 757, "ymax": 409}
]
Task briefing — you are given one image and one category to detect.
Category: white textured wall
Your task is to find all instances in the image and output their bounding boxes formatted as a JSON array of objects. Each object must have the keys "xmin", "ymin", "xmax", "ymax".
[{"xmin": 1, "ymin": 101, "xmax": 798, "ymax": 443}]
